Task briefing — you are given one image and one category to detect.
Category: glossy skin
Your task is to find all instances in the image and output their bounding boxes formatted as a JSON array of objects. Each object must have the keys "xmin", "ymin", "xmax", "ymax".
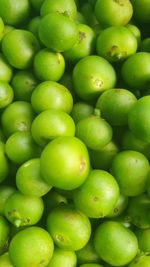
[
  {"xmin": 11, "ymin": 70, "xmax": 38, "ymax": 102},
  {"xmin": 40, "ymin": 136, "xmax": 90, "ymax": 190},
  {"xmin": 94, "ymin": 221, "xmax": 138, "ymax": 266},
  {"xmin": 5, "ymin": 131, "xmax": 41, "ymax": 165},
  {"xmin": 128, "ymin": 96, "xmax": 150, "ymax": 142},
  {"xmin": 73, "ymin": 169, "xmax": 119, "ymax": 218},
  {"xmin": 121, "ymin": 52, "xmax": 150, "ymax": 90},
  {"xmin": 0, "ymin": 0, "xmax": 31, "ymax": 26},
  {"xmin": 47, "ymin": 247, "xmax": 77, "ymax": 267},
  {"xmin": 31, "ymin": 81, "xmax": 73, "ymax": 114},
  {"xmin": 0, "ymin": 53, "xmax": 13, "ymax": 82},
  {"xmin": 31, "ymin": 109, "xmax": 75, "ymax": 147},
  {"xmin": 63, "ymin": 23, "xmax": 96, "ymax": 63},
  {"xmin": 33, "ymin": 49, "xmax": 65, "ymax": 82},
  {"xmin": 96, "ymin": 89, "xmax": 137, "ymax": 126},
  {"xmin": 1, "ymin": 101, "xmax": 35, "ymax": 138},
  {"xmin": 16, "ymin": 158, "xmax": 51, "ymax": 197},
  {"xmin": 4, "ymin": 191, "xmax": 44, "ymax": 227},
  {"xmin": 0, "ymin": 252, "xmax": 13, "ymax": 267},
  {"xmin": 47, "ymin": 204, "xmax": 91, "ymax": 251},
  {"xmin": 39, "ymin": 13, "xmax": 78, "ymax": 52},
  {"xmin": 96, "ymin": 26, "xmax": 137, "ymax": 63},
  {"xmin": 111, "ymin": 150, "xmax": 150, "ymax": 196},
  {"xmin": 76, "ymin": 115, "xmax": 113, "ymax": 150},
  {"xmin": 2, "ymin": 29, "xmax": 40, "ymax": 69},
  {"xmin": 94, "ymin": 0, "xmax": 133, "ymax": 28},
  {"xmin": 73, "ymin": 55, "xmax": 117, "ymax": 101},
  {"xmin": 9, "ymin": 226, "xmax": 54, "ymax": 267},
  {"xmin": 0, "ymin": 81, "xmax": 14, "ymax": 109},
  {"xmin": 40, "ymin": 0, "xmax": 77, "ymax": 19}
]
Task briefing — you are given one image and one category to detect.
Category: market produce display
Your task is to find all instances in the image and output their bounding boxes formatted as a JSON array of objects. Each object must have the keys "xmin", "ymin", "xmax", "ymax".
[{"xmin": 0, "ymin": 0, "xmax": 150, "ymax": 266}]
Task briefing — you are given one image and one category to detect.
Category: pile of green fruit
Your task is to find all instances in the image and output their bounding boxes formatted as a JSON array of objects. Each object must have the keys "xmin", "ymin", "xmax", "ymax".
[{"xmin": 0, "ymin": 0, "xmax": 150, "ymax": 266}]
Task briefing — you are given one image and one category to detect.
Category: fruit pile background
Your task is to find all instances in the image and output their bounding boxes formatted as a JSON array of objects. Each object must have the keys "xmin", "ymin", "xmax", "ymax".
[{"xmin": 0, "ymin": 0, "xmax": 150, "ymax": 266}]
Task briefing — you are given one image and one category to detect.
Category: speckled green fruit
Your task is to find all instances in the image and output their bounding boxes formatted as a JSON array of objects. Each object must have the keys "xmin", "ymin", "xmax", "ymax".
[
  {"xmin": 39, "ymin": 13, "xmax": 78, "ymax": 52},
  {"xmin": 94, "ymin": 221, "xmax": 138, "ymax": 266},
  {"xmin": 4, "ymin": 191, "xmax": 44, "ymax": 227},
  {"xmin": 96, "ymin": 26, "xmax": 137, "ymax": 62},
  {"xmin": 40, "ymin": 136, "xmax": 90, "ymax": 190},
  {"xmin": 73, "ymin": 55, "xmax": 116, "ymax": 101},
  {"xmin": 73, "ymin": 169, "xmax": 119, "ymax": 218},
  {"xmin": 9, "ymin": 226, "xmax": 54, "ymax": 267},
  {"xmin": 47, "ymin": 204, "xmax": 91, "ymax": 251}
]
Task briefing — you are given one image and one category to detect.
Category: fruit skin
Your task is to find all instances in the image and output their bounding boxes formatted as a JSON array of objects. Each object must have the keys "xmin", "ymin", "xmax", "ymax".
[
  {"xmin": 73, "ymin": 169, "xmax": 120, "ymax": 218},
  {"xmin": 9, "ymin": 226, "xmax": 54, "ymax": 267},
  {"xmin": 72, "ymin": 55, "xmax": 117, "ymax": 101},
  {"xmin": 0, "ymin": 0, "xmax": 31, "ymax": 26},
  {"xmin": 94, "ymin": 0, "xmax": 133, "ymax": 28},
  {"xmin": 40, "ymin": 136, "xmax": 90, "ymax": 190},
  {"xmin": 111, "ymin": 150, "xmax": 150, "ymax": 196},
  {"xmin": 76, "ymin": 116, "xmax": 113, "ymax": 150},
  {"xmin": 46, "ymin": 204, "xmax": 91, "ymax": 251},
  {"xmin": 2, "ymin": 29, "xmax": 40, "ymax": 69},
  {"xmin": 39, "ymin": 13, "xmax": 78, "ymax": 52},
  {"xmin": 0, "ymin": 81, "xmax": 14, "ymax": 109},
  {"xmin": 127, "ymin": 255, "xmax": 150, "ymax": 267},
  {"xmin": 40, "ymin": 0, "xmax": 77, "ymax": 20},
  {"xmin": 31, "ymin": 81, "xmax": 73, "ymax": 114},
  {"xmin": 31, "ymin": 109, "xmax": 75, "ymax": 147},
  {"xmin": 47, "ymin": 247, "xmax": 77, "ymax": 267},
  {"xmin": 0, "ymin": 142, "xmax": 9, "ymax": 183},
  {"xmin": 96, "ymin": 26, "xmax": 137, "ymax": 63},
  {"xmin": 0, "ymin": 252, "xmax": 13, "ymax": 267},
  {"xmin": 128, "ymin": 96, "xmax": 150, "ymax": 142},
  {"xmin": 94, "ymin": 221, "xmax": 138, "ymax": 266},
  {"xmin": 4, "ymin": 191, "xmax": 44, "ymax": 227},
  {"xmin": 0, "ymin": 216, "xmax": 10, "ymax": 255},
  {"xmin": 0, "ymin": 53, "xmax": 13, "ymax": 82}
]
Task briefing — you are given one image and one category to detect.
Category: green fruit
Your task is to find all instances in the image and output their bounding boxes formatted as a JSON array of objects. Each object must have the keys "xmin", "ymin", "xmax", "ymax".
[
  {"xmin": 0, "ymin": 142, "xmax": 9, "ymax": 183},
  {"xmin": 127, "ymin": 255, "xmax": 150, "ymax": 267},
  {"xmin": 31, "ymin": 81, "xmax": 73, "ymax": 114},
  {"xmin": 31, "ymin": 109, "xmax": 75, "ymax": 147},
  {"xmin": 40, "ymin": 0, "xmax": 77, "ymax": 20},
  {"xmin": 106, "ymin": 194, "xmax": 128, "ymax": 218},
  {"xmin": 0, "ymin": 53, "xmax": 13, "ymax": 82},
  {"xmin": 96, "ymin": 88, "xmax": 137, "ymax": 126},
  {"xmin": 47, "ymin": 247, "xmax": 77, "ymax": 267},
  {"xmin": 39, "ymin": 13, "xmax": 78, "ymax": 52},
  {"xmin": 2, "ymin": 29, "xmax": 40, "ymax": 69},
  {"xmin": 0, "ymin": 186, "xmax": 15, "ymax": 214},
  {"xmin": 33, "ymin": 48, "xmax": 65, "ymax": 82},
  {"xmin": 73, "ymin": 169, "xmax": 119, "ymax": 218},
  {"xmin": 72, "ymin": 55, "xmax": 117, "ymax": 101},
  {"xmin": 111, "ymin": 150, "xmax": 150, "ymax": 196},
  {"xmin": 0, "ymin": 216, "xmax": 10, "ymax": 254},
  {"xmin": 94, "ymin": 221, "xmax": 138, "ymax": 266},
  {"xmin": 136, "ymin": 228, "xmax": 150, "ymax": 253},
  {"xmin": 1, "ymin": 101, "xmax": 35, "ymax": 138},
  {"xmin": 16, "ymin": 158, "xmax": 51, "ymax": 197},
  {"xmin": 47, "ymin": 204, "xmax": 91, "ymax": 251},
  {"xmin": 76, "ymin": 239, "xmax": 100, "ymax": 264},
  {"xmin": 128, "ymin": 96, "xmax": 150, "ymax": 142},
  {"xmin": 40, "ymin": 136, "xmax": 90, "ymax": 190},
  {"xmin": 9, "ymin": 226, "xmax": 54, "ymax": 267},
  {"xmin": 0, "ymin": 81, "xmax": 14, "ymax": 109},
  {"xmin": 94, "ymin": 0, "xmax": 133, "ymax": 27},
  {"xmin": 4, "ymin": 191, "xmax": 44, "ymax": 227},
  {"xmin": 11, "ymin": 70, "xmax": 38, "ymax": 102},
  {"xmin": 0, "ymin": 252, "xmax": 13, "ymax": 267},
  {"xmin": 0, "ymin": 0, "xmax": 31, "ymax": 26},
  {"xmin": 71, "ymin": 102, "xmax": 94, "ymax": 124},
  {"xmin": 76, "ymin": 115, "xmax": 113, "ymax": 150},
  {"xmin": 96, "ymin": 26, "xmax": 137, "ymax": 62},
  {"xmin": 5, "ymin": 131, "xmax": 41, "ymax": 165}
]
